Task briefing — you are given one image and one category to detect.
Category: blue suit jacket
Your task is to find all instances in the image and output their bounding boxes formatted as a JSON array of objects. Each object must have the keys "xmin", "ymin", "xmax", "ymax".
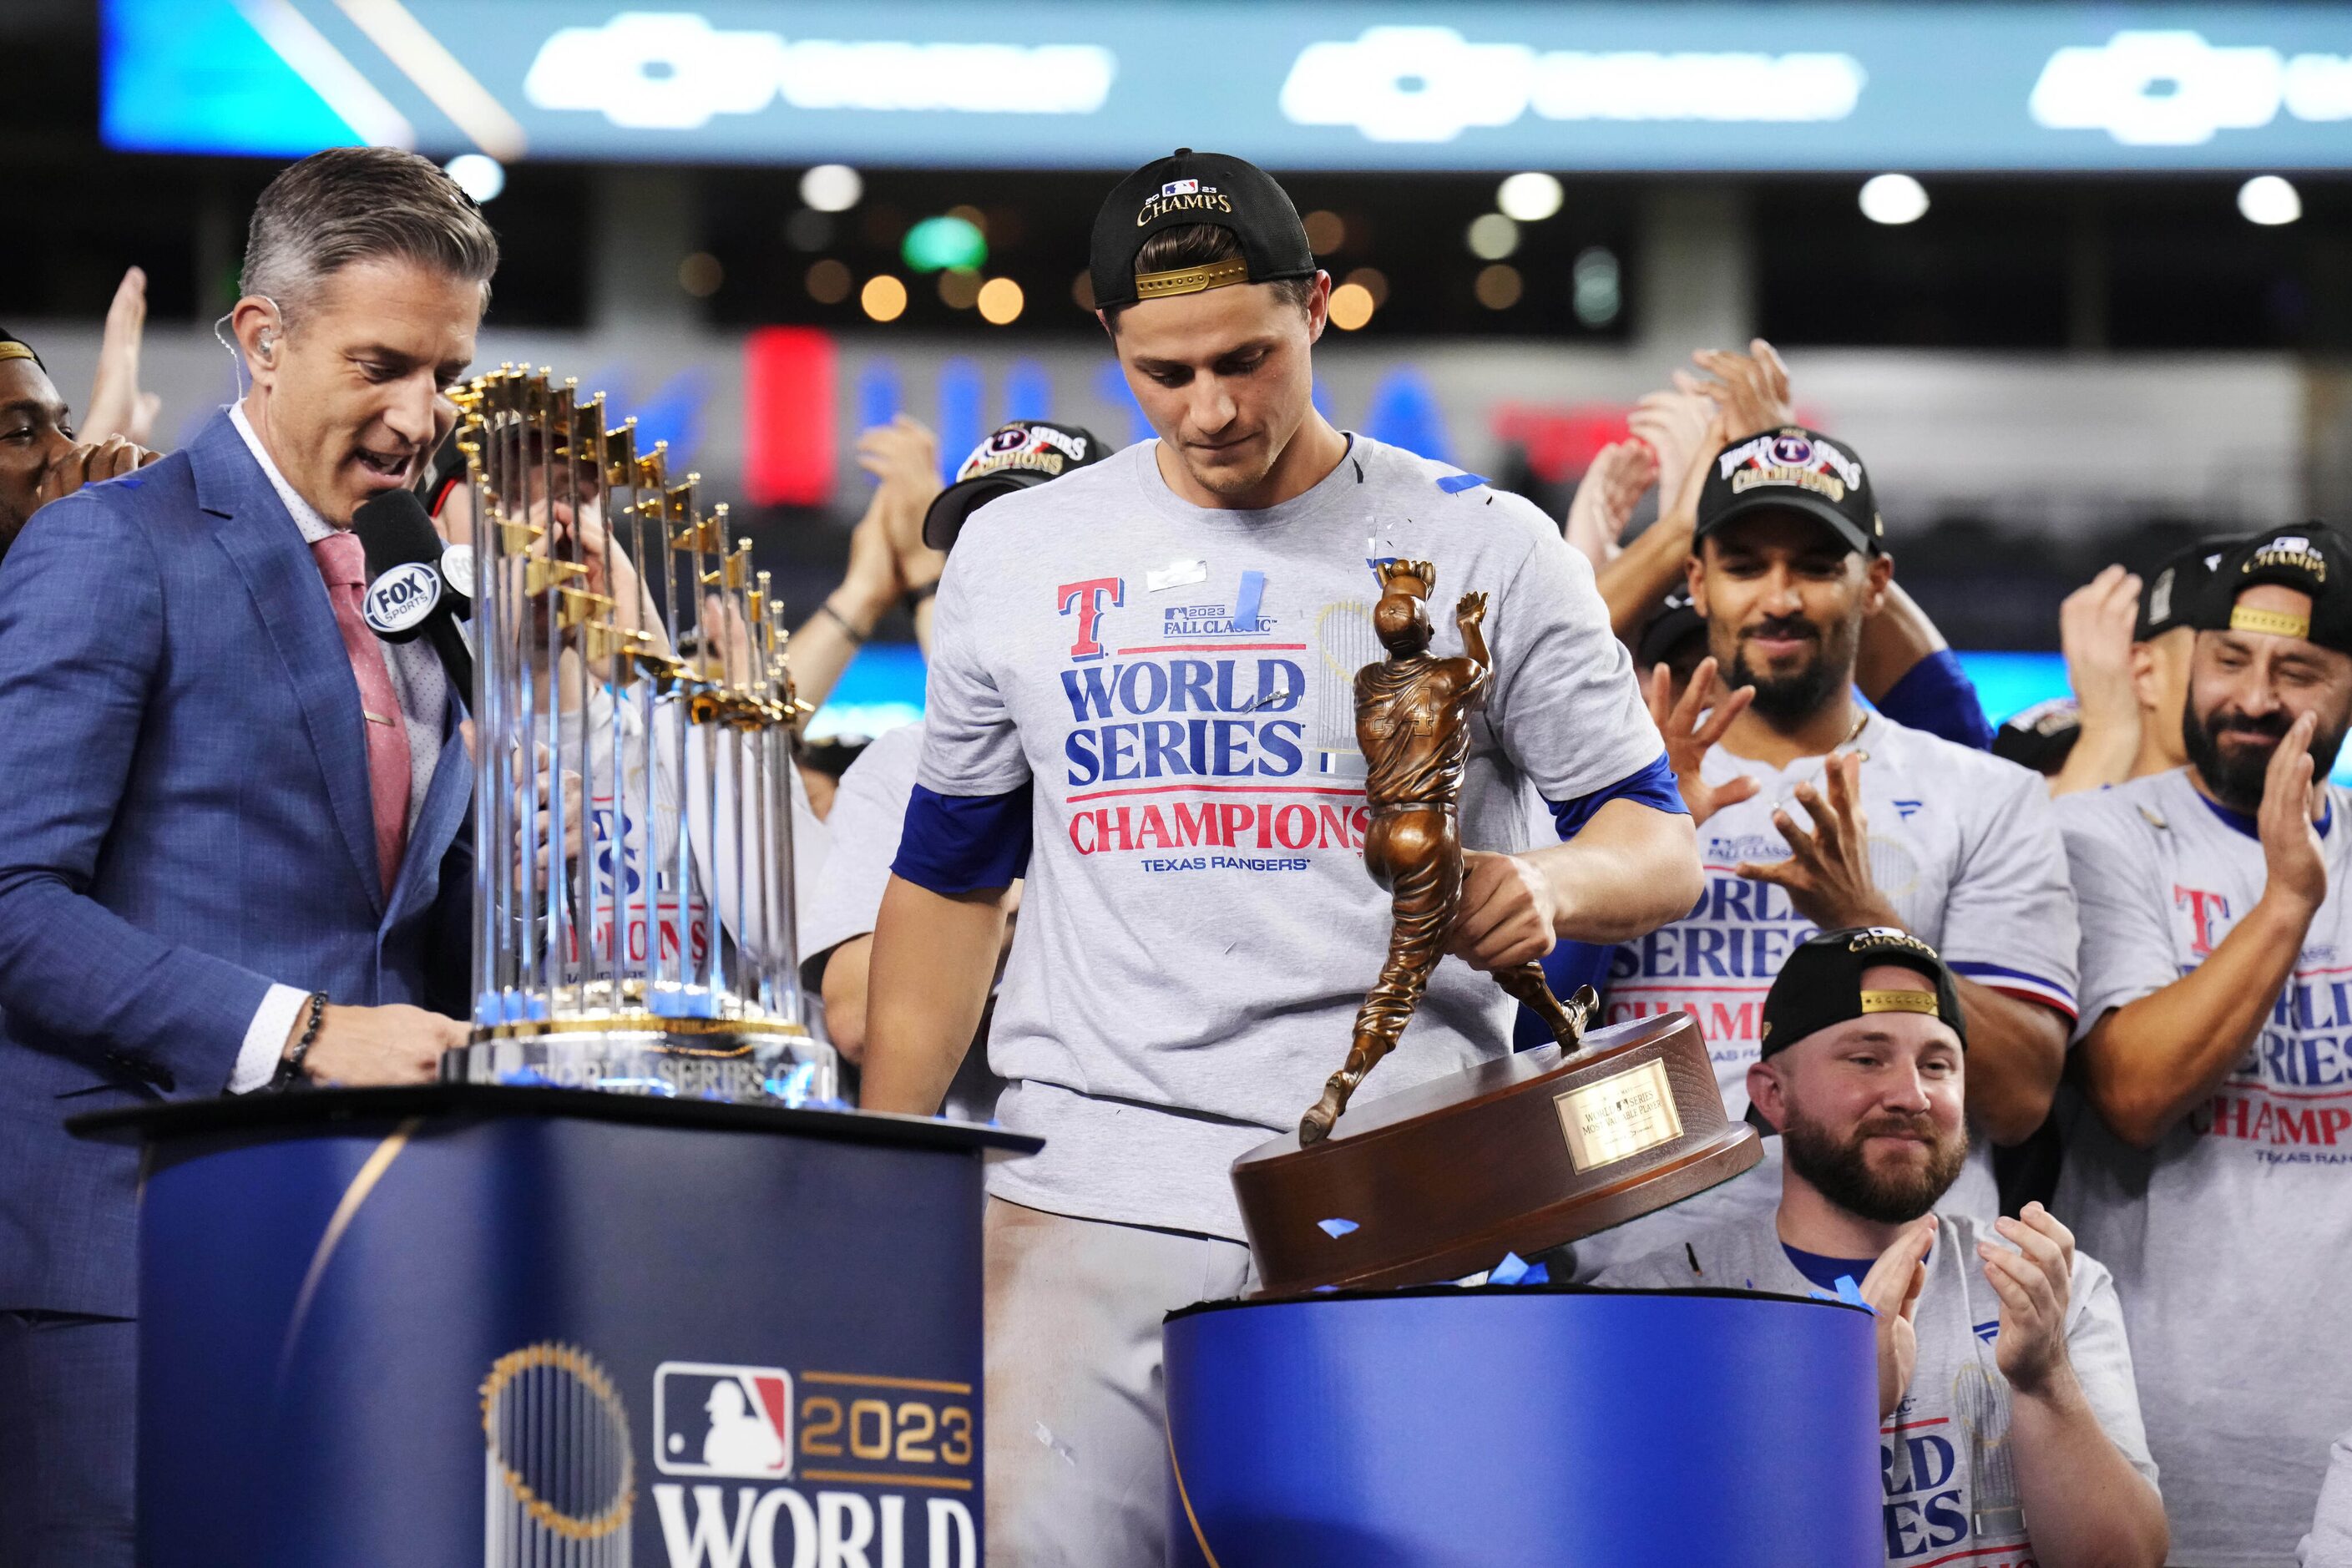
[{"xmin": 0, "ymin": 410, "xmax": 473, "ymax": 1315}]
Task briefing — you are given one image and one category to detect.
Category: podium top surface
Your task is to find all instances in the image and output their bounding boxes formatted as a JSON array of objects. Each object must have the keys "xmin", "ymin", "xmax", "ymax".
[{"xmin": 69, "ymin": 1082, "xmax": 1042, "ymax": 1158}]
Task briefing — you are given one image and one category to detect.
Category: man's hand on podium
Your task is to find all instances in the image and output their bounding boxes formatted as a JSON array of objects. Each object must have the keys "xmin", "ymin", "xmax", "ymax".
[{"xmin": 290, "ymin": 1004, "xmax": 468, "ymax": 1086}]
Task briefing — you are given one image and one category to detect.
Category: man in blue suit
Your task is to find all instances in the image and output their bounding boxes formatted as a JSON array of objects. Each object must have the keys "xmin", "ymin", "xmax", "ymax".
[{"xmin": 0, "ymin": 147, "xmax": 495, "ymax": 1565}]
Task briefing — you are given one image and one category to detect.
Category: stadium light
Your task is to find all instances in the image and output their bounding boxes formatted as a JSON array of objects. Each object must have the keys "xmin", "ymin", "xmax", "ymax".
[
  {"xmin": 1496, "ymin": 172, "xmax": 1563, "ymax": 222},
  {"xmin": 801, "ymin": 164, "xmax": 863, "ymax": 213},
  {"xmin": 2239, "ymin": 174, "xmax": 2302, "ymax": 225},
  {"xmin": 1859, "ymin": 172, "xmax": 1930, "ymax": 225},
  {"xmin": 444, "ymin": 153, "xmax": 504, "ymax": 203}
]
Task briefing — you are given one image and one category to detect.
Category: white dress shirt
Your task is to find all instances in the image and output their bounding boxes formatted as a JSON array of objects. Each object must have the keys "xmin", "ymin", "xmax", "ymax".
[{"xmin": 226, "ymin": 402, "xmax": 453, "ymax": 1090}]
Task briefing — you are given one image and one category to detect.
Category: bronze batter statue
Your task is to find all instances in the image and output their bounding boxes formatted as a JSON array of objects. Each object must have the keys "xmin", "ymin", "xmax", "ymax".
[{"xmin": 1299, "ymin": 560, "xmax": 1592, "ymax": 1145}]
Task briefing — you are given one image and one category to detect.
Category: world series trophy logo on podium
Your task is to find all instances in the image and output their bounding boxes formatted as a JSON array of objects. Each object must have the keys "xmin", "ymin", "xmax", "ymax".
[{"xmin": 438, "ymin": 365, "xmax": 837, "ymax": 1106}]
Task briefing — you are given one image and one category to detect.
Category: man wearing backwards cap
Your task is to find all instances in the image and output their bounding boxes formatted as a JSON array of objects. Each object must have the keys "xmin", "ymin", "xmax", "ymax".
[
  {"xmin": 1602, "ymin": 928, "xmax": 2167, "ymax": 1568},
  {"xmin": 0, "ymin": 330, "xmax": 156, "ymax": 564},
  {"xmin": 862, "ymin": 150, "xmax": 1696, "ymax": 1561},
  {"xmin": 2056, "ymin": 524, "xmax": 2352, "ymax": 1565},
  {"xmin": 1572, "ymin": 424, "xmax": 2081, "ymax": 1277}
]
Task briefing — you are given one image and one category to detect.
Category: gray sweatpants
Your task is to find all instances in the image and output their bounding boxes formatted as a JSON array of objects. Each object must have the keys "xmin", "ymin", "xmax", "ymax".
[{"xmin": 983, "ymin": 1198, "xmax": 1256, "ymax": 1567}]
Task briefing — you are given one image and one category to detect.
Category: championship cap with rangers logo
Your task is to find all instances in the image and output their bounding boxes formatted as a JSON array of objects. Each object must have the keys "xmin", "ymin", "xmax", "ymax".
[
  {"xmin": 921, "ymin": 419, "xmax": 1113, "ymax": 551},
  {"xmin": 2190, "ymin": 524, "xmax": 2352, "ymax": 655},
  {"xmin": 1694, "ymin": 425, "xmax": 1884, "ymax": 557},
  {"xmin": 1087, "ymin": 149, "xmax": 1319, "ymax": 312},
  {"xmin": 1758, "ymin": 926, "xmax": 1967, "ymax": 1060}
]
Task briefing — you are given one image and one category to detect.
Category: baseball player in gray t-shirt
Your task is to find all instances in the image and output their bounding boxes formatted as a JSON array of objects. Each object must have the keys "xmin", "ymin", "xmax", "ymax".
[
  {"xmin": 2061, "ymin": 525, "xmax": 2352, "ymax": 1565},
  {"xmin": 1603, "ymin": 927, "xmax": 2166, "ymax": 1567},
  {"xmin": 860, "ymin": 150, "xmax": 1702, "ymax": 1565}
]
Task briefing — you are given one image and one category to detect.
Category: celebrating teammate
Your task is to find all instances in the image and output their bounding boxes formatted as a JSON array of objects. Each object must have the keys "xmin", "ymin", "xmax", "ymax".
[
  {"xmin": 859, "ymin": 149, "xmax": 1698, "ymax": 1563},
  {"xmin": 2056, "ymin": 525, "xmax": 2352, "ymax": 1563},
  {"xmin": 1602, "ymin": 928, "xmax": 2167, "ymax": 1568},
  {"xmin": 1570, "ymin": 423, "xmax": 2079, "ymax": 1277}
]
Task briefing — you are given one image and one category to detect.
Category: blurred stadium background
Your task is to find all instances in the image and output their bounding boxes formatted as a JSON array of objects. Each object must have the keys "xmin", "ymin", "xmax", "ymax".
[{"xmin": 12, "ymin": 0, "xmax": 2352, "ymax": 740}]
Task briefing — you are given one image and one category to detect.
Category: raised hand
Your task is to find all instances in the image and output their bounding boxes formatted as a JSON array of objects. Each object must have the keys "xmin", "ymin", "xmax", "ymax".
[
  {"xmin": 1646, "ymin": 656, "xmax": 1758, "ymax": 828},
  {"xmin": 83, "ymin": 266, "xmax": 163, "ymax": 447},
  {"xmin": 1736, "ymin": 751, "xmax": 1901, "ymax": 930},
  {"xmin": 2260, "ymin": 711, "xmax": 2329, "ymax": 915},
  {"xmin": 1454, "ymin": 590, "xmax": 1489, "ymax": 627},
  {"xmin": 1982, "ymin": 1202, "xmax": 2076, "ymax": 1398},
  {"xmin": 1627, "ymin": 390, "xmax": 1719, "ymax": 526},
  {"xmin": 2060, "ymin": 564, "xmax": 2142, "ymax": 735},
  {"xmin": 1562, "ymin": 438, "xmax": 1657, "ymax": 566},
  {"xmin": 1678, "ymin": 338, "xmax": 1797, "ymax": 441}
]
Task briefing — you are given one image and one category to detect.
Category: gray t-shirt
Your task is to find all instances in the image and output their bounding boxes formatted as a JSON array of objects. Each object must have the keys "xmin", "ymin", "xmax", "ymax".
[
  {"xmin": 1600, "ymin": 1212, "xmax": 2158, "ymax": 1566},
  {"xmin": 910, "ymin": 434, "xmax": 1665, "ymax": 1240},
  {"xmin": 2058, "ymin": 768, "xmax": 2352, "ymax": 1566},
  {"xmin": 2305, "ymin": 1429, "xmax": 2352, "ymax": 1567}
]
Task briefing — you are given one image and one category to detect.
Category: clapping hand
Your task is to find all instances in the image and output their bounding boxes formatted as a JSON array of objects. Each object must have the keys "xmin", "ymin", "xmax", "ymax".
[
  {"xmin": 1563, "ymin": 438, "xmax": 1657, "ymax": 566},
  {"xmin": 1982, "ymin": 1202, "xmax": 2076, "ymax": 1398},
  {"xmin": 1860, "ymin": 1216, "xmax": 1935, "ymax": 1417},
  {"xmin": 1678, "ymin": 338, "xmax": 1797, "ymax": 441}
]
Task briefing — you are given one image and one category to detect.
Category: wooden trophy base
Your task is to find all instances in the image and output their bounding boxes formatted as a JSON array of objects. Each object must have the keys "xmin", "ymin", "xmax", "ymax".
[{"xmin": 1232, "ymin": 1012, "xmax": 1760, "ymax": 1295}]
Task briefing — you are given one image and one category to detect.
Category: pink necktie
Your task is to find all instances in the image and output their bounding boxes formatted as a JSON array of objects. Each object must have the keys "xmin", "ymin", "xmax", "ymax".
[{"xmin": 312, "ymin": 531, "xmax": 412, "ymax": 893}]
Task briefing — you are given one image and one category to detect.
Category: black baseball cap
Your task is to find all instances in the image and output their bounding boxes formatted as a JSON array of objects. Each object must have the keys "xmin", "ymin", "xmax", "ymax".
[
  {"xmin": 922, "ymin": 420, "xmax": 1112, "ymax": 552},
  {"xmin": 1990, "ymin": 697, "xmax": 2083, "ymax": 778},
  {"xmin": 1635, "ymin": 589, "xmax": 1707, "ymax": 672},
  {"xmin": 2136, "ymin": 537, "xmax": 2238, "ymax": 641},
  {"xmin": 1759, "ymin": 927, "xmax": 1966, "ymax": 1060},
  {"xmin": 1694, "ymin": 426, "xmax": 1884, "ymax": 557},
  {"xmin": 2191, "ymin": 524, "xmax": 2352, "ymax": 656},
  {"xmin": 1088, "ymin": 149, "xmax": 1318, "ymax": 312}
]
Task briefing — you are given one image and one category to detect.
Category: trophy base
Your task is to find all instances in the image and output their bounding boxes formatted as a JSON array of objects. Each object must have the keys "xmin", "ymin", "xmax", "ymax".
[
  {"xmin": 441, "ymin": 1026, "xmax": 839, "ymax": 1109},
  {"xmin": 1232, "ymin": 1011, "xmax": 1761, "ymax": 1295}
]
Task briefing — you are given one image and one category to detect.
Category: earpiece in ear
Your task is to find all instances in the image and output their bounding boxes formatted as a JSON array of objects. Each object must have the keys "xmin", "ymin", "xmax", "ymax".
[{"xmin": 257, "ymin": 330, "xmax": 276, "ymax": 363}]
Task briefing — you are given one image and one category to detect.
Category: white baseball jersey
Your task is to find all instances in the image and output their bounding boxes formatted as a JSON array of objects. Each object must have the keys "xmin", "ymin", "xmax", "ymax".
[
  {"xmin": 1606, "ymin": 711, "xmax": 2079, "ymax": 1109},
  {"xmin": 2058, "ymin": 767, "xmax": 2352, "ymax": 1566}
]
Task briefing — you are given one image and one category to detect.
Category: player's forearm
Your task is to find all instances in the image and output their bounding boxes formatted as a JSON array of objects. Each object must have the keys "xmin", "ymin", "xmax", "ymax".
[
  {"xmin": 1952, "ymin": 978, "xmax": 2065, "ymax": 1146},
  {"xmin": 790, "ymin": 578, "xmax": 894, "ymax": 721},
  {"xmin": 2007, "ymin": 1365, "xmax": 2169, "ymax": 1568},
  {"xmin": 1536, "ymin": 799, "xmax": 1701, "ymax": 943},
  {"xmin": 818, "ymin": 935, "xmax": 874, "ymax": 1065},
  {"xmin": 1596, "ymin": 519, "xmax": 1692, "ymax": 642},
  {"xmin": 2046, "ymin": 711, "xmax": 2139, "ymax": 798},
  {"xmin": 1854, "ymin": 582, "xmax": 1945, "ymax": 701},
  {"xmin": 2079, "ymin": 891, "xmax": 2311, "ymax": 1149},
  {"xmin": 862, "ymin": 876, "xmax": 1007, "ymax": 1115}
]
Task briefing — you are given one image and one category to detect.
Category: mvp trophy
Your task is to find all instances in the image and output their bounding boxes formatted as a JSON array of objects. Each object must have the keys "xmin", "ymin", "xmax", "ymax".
[
  {"xmin": 440, "ymin": 366, "xmax": 837, "ymax": 1106},
  {"xmin": 1232, "ymin": 560, "xmax": 1759, "ymax": 1293}
]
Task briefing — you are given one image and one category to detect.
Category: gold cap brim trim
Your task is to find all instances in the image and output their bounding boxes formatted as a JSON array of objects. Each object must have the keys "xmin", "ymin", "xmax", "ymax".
[
  {"xmin": 1134, "ymin": 258, "xmax": 1251, "ymax": 300},
  {"xmin": 2231, "ymin": 604, "xmax": 2312, "ymax": 640},
  {"xmin": 1859, "ymin": 989, "xmax": 1940, "ymax": 1016},
  {"xmin": 0, "ymin": 343, "xmax": 36, "ymax": 364}
]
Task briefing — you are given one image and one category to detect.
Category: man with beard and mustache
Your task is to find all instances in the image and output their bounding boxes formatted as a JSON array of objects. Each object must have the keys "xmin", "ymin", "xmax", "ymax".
[
  {"xmin": 1567, "ymin": 425, "xmax": 2079, "ymax": 1278},
  {"xmin": 1601, "ymin": 928, "xmax": 2167, "ymax": 1568},
  {"xmin": 0, "ymin": 148, "xmax": 488, "ymax": 1563},
  {"xmin": 2055, "ymin": 525, "xmax": 2352, "ymax": 1566}
]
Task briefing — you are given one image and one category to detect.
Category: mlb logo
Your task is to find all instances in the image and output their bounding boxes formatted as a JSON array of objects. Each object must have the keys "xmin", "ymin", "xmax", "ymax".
[
  {"xmin": 1768, "ymin": 434, "xmax": 1816, "ymax": 468},
  {"xmin": 654, "ymin": 1362, "xmax": 794, "ymax": 1479},
  {"xmin": 1161, "ymin": 179, "xmax": 1200, "ymax": 196}
]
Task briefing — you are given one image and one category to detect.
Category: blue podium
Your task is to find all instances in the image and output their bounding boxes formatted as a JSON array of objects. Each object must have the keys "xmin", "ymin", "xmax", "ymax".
[
  {"xmin": 1164, "ymin": 1284, "xmax": 1882, "ymax": 1567},
  {"xmin": 76, "ymin": 1085, "xmax": 1035, "ymax": 1567}
]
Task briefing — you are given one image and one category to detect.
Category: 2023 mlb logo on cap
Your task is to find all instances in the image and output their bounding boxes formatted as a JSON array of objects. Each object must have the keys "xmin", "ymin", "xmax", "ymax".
[{"xmin": 653, "ymin": 1361, "xmax": 794, "ymax": 1479}]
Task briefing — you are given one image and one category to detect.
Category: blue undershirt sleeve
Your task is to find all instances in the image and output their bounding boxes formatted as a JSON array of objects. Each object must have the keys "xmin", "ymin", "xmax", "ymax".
[
  {"xmin": 1876, "ymin": 649, "xmax": 1994, "ymax": 751},
  {"xmin": 890, "ymin": 782, "xmax": 1033, "ymax": 895},
  {"xmin": 1542, "ymin": 751, "xmax": 1687, "ymax": 841}
]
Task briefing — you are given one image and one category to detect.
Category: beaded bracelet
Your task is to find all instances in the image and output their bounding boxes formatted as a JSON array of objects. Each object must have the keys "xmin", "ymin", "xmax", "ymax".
[{"xmin": 273, "ymin": 991, "xmax": 329, "ymax": 1090}]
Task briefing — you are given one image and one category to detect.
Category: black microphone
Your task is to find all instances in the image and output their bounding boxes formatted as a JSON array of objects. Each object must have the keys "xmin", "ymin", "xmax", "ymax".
[{"xmin": 353, "ymin": 489, "xmax": 473, "ymax": 712}]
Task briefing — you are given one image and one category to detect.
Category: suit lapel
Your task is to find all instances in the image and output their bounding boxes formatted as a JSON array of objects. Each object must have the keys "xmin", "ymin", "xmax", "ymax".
[
  {"xmin": 193, "ymin": 412, "xmax": 386, "ymax": 914},
  {"xmin": 389, "ymin": 716, "xmax": 473, "ymax": 925}
]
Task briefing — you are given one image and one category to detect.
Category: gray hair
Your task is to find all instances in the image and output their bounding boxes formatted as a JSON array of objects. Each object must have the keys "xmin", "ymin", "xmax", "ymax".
[{"xmin": 240, "ymin": 146, "xmax": 499, "ymax": 326}]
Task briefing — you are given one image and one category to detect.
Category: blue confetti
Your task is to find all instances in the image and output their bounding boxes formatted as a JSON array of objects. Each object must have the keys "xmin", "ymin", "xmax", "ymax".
[
  {"xmin": 1436, "ymin": 473, "xmax": 1489, "ymax": 493},
  {"xmin": 1318, "ymin": 1217, "xmax": 1359, "ymax": 1238},
  {"xmin": 1489, "ymin": 1251, "xmax": 1532, "ymax": 1286},
  {"xmin": 1834, "ymin": 1274, "xmax": 1875, "ymax": 1314}
]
